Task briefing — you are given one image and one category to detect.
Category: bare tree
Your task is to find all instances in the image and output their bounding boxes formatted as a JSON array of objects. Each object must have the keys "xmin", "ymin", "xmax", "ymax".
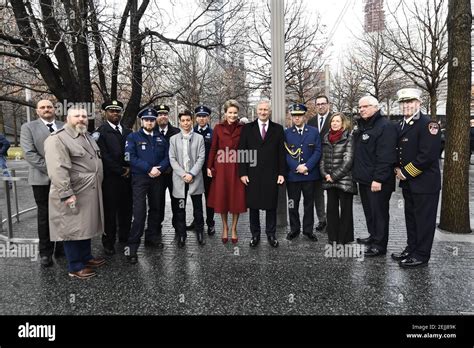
[
  {"xmin": 0, "ymin": 0, "xmax": 249, "ymax": 128},
  {"xmin": 351, "ymin": 32, "xmax": 399, "ymax": 104},
  {"xmin": 382, "ymin": 0, "xmax": 449, "ymax": 120},
  {"xmin": 439, "ymin": 0, "xmax": 472, "ymax": 233},
  {"xmin": 331, "ymin": 59, "xmax": 364, "ymax": 117},
  {"xmin": 247, "ymin": 0, "xmax": 325, "ymax": 103}
]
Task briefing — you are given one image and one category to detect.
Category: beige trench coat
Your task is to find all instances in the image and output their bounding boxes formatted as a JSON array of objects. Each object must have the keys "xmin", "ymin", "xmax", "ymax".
[{"xmin": 44, "ymin": 125, "xmax": 104, "ymax": 241}]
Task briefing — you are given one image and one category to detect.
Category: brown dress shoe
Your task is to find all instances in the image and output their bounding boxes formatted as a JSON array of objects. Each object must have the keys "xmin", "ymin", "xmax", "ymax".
[
  {"xmin": 86, "ymin": 257, "xmax": 106, "ymax": 268},
  {"xmin": 68, "ymin": 268, "xmax": 96, "ymax": 279}
]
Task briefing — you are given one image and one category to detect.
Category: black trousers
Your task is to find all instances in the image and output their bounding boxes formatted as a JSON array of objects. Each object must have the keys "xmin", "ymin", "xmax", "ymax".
[
  {"xmin": 326, "ymin": 188, "xmax": 354, "ymax": 244},
  {"xmin": 32, "ymin": 185, "xmax": 62, "ymax": 257},
  {"xmin": 358, "ymin": 183, "xmax": 393, "ymax": 251},
  {"xmin": 287, "ymin": 181, "xmax": 315, "ymax": 234},
  {"xmin": 175, "ymin": 184, "xmax": 204, "ymax": 238},
  {"xmin": 101, "ymin": 175, "xmax": 132, "ymax": 248},
  {"xmin": 127, "ymin": 175, "xmax": 163, "ymax": 254},
  {"xmin": 203, "ymin": 173, "xmax": 215, "ymax": 227},
  {"xmin": 249, "ymin": 208, "xmax": 276, "ymax": 238},
  {"xmin": 402, "ymin": 187, "xmax": 440, "ymax": 262},
  {"xmin": 158, "ymin": 173, "xmax": 179, "ymax": 231}
]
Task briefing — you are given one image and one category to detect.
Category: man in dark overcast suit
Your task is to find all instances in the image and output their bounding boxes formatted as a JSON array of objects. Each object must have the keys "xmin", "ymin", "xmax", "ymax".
[{"xmin": 307, "ymin": 95, "xmax": 332, "ymax": 233}]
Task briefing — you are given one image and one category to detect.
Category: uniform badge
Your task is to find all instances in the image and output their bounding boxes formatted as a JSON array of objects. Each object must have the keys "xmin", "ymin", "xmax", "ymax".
[
  {"xmin": 409, "ymin": 121, "xmax": 414, "ymax": 126},
  {"xmin": 205, "ymin": 134, "xmax": 211, "ymax": 138},
  {"xmin": 428, "ymin": 122, "xmax": 439, "ymax": 135},
  {"xmin": 91, "ymin": 132, "xmax": 100, "ymax": 141},
  {"xmin": 362, "ymin": 133, "xmax": 370, "ymax": 141}
]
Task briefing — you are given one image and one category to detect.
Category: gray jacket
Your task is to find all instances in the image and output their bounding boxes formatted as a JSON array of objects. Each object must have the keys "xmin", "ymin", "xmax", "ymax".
[
  {"xmin": 169, "ymin": 131, "xmax": 205, "ymax": 198},
  {"xmin": 20, "ymin": 118, "xmax": 64, "ymax": 185},
  {"xmin": 320, "ymin": 130, "xmax": 357, "ymax": 194}
]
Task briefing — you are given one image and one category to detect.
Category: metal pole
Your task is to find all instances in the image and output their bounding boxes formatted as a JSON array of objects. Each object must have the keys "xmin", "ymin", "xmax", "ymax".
[
  {"xmin": 5, "ymin": 180, "xmax": 13, "ymax": 241},
  {"xmin": 325, "ymin": 64, "xmax": 331, "ymax": 97},
  {"xmin": 25, "ymin": 87, "xmax": 32, "ymax": 123},
  {"xmin": 12, "ymin": 169, "xmax": 19, "ymax": 223},
  {"xmin": 271, "ymin": 0, "xmax": 288, "ymax": 228}
]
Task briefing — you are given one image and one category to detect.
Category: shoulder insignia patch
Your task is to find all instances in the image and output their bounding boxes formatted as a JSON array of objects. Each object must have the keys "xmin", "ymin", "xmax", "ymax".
[
  {"xmin": 428, "ymin": 122, "xmax": 439, "ymax": 135},
  {"xmin": 91, "ymin": 132, "xmax": 100, "ymax": 141}
]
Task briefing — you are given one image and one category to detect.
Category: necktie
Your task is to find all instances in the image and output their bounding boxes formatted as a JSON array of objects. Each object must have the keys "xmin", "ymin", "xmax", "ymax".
[
  {"xmin": 46, "ymin": 123, "xmax": 55, "ymax": 133},
  {"xmin": 161, "ymin": 130, "xmax": 165, "ymax": 137},
  {"xmin": 115, "ymin": 125, "xmax": 121, "ymax": 134},
  {"xmin": 199, "ymin": 128, "xmax": 204, "ymax": 133},
  {"xmin": 401, "ymin": 120, "xmax": 406, "ymax": 130},
  {"xmin": 261, "ymin": 123, "xmax": 267, "ymax": 140},
  {"xmin": 319, "ymin": 117, "xmax": 324, "ymax": 131},
  {"xmin": 298, "ymin": 129, "xmax": 303, "ymax": 136}
]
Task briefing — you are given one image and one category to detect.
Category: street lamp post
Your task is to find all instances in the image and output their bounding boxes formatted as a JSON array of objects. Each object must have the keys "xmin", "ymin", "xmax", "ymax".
[{"xmin": 271, "ymin": 0, "xmax": 288, "ymax": 228}]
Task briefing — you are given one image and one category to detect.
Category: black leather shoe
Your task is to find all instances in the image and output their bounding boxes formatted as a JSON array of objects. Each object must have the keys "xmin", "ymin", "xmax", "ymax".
[
  {"xmin": 391, "ymin": 248, "xmax": 410, "ymax": 261},
  {"xmin": 186, "ymin": 222, "xmax": 195, "ymax": 231},
  {"xmin": 249, "ymin": 237, "xmax": 260, "ymax": 247},
  {"xmin": 144, "ymin": 240, "xmax": 164, "ymax": 249},
  {"xmin": 356, "ymin": 236, "xmax": 373, "ymax": 245},
  {"xmin": 268, "ymin": 236, "xmax": 279, "ymax": 248},
  {"xmin": 286, "ymin": 231, "xmax": 299, "ymax": 240},
  {"xmin": 315, "ymin": 221, "xmax": 327, "ymax": 232},
  {"xmin": 103, "ymin": 246, "xmax": 116, "ymax": 256},
  {"xmin": 207, "ymin": 225, "xmax": 216, "ymax": 236},
  {"xmin": 303, "ymin": 232, "xmax": 318, "ymax": 241},
  {"xmin": 364, "ymin": 247, "xmax": 386, "ymax": 257},
  {"xmin": 127, "ymin": 255, "xmax": 138, "ymax": 264},
  {"xmin": 177, "ymin": 236, "xmax": 186, "ymax": 248},
  {"xmin": 399, "ymin": 257, "xmax": 428, "ymax": 269},
  {"xmin": 40, "ymin": 255, "xmax": 53, "ymax": 268},
  {"xmin": 197, "ymin": 231, "xmax": 205, "ymax": 245}
]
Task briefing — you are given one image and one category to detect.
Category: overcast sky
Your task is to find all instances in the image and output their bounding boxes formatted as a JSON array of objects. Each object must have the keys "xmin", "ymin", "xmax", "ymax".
[{"xmin": 307, "ymin": 0, "xmax": 364, "ymax": 70}]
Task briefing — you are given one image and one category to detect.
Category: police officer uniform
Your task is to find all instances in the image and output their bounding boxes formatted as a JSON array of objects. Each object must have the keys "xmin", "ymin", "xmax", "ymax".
[
  {"xmin": 154, "ymin": 104, "xmax": 181, "ymax": 234},
  {"xmin": 188, "ymin": 105, "xmax": 215, "ymax": 235},
  {"xmin": 95, "ymin": 100, "xmax": 133, "ymax": 255},
  {"xmin": 393, "ymin": 88, "xmax": 441, "ymax": 268},
  {"xmin": 125, "ymin": 108, "xmax": 170, "ymax": 264},
  {"xmin": 284, "ymin": 104, "xmax": 321, "ymax": 241}
]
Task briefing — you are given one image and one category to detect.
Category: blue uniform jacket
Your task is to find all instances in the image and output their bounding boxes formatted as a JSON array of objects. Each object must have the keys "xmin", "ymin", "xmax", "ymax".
[
  {"xmin": 193, "ymin": 124, "xmax": 213, "ymax": 171},
  {"xmin": 353, "ymin": 111, "xmax": 397, "ymax": 187},
  {"xmin": 125, "ymin": 128, "xmax": 170, "ymax": 176},
  {"xmin": 397, "ymin": 112, "xmax": 441, "ymax": 193},
  {"xmin": 0, "ymin": 133, "xmax": 10, "ymax": 157},
  {"xmin": 284, "ymin": 125, "xmax": 321, "ymax": 182}
]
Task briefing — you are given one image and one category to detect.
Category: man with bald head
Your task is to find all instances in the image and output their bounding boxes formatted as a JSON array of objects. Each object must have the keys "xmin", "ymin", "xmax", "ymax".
[
  {"xmin": 353, "ymin": 96, "xmax": 397, "ymax": 257},
  {"xmin": 21, "ymin": 100, "xmax": 64, "ymax": 267}
]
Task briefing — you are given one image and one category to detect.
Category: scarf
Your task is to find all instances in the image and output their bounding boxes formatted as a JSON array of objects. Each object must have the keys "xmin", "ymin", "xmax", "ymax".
[{"xmin": 328, "ymin": 129, "xmax": 344, "ymax": 144}]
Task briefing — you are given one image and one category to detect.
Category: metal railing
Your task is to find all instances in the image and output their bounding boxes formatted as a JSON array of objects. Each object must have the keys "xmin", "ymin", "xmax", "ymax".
[{"xmin": 0, "ymin": 169, "xmax": 38, "ymax": 244}]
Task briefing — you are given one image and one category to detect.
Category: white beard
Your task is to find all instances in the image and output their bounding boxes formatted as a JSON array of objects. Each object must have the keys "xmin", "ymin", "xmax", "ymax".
[{"xmin": 75, "ymin": 124, "xmax": 88, "ymax": 134}]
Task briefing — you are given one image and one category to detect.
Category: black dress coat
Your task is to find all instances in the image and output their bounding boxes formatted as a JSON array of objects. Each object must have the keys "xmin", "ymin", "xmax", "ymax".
[{"xmin": 238, "ymin": 119, "xmax": 286, "ymax": 210}]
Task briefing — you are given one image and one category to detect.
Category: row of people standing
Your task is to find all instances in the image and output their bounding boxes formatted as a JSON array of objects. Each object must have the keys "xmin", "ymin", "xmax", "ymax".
[
  {"xmin": 20, "ymin": 86, "xmax": 441, "ymax": 278},
  {"xmin": 281, "ymin": 88, "xmax": 441, "ymax": 270}
]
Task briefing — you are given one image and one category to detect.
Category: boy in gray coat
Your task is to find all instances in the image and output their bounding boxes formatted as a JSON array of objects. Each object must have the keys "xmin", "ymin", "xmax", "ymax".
[{"xmin": 169, "ymin": 110, "xmax": 206, "ymax": 247}]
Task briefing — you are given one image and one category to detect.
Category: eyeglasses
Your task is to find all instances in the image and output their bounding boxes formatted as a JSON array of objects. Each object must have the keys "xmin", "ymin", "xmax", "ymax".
[{"xmin": 315, "ymin": 103, "xmax": 328, "ymax": 106}]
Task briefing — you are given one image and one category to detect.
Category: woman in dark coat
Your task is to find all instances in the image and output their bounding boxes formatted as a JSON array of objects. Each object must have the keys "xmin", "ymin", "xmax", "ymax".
[
  {"xmin": 207, "ymin": 100, "xmax": 246, "ymax": 244},
  {"xmin": 320, "ymin": 112, "xmax": 357, "ymax": 244}
]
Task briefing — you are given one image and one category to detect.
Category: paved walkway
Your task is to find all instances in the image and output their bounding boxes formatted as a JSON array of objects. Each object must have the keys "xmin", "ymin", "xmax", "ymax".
[{"xmin": 0, "ymin": 160, "xmax": 472, "ymax": 315}]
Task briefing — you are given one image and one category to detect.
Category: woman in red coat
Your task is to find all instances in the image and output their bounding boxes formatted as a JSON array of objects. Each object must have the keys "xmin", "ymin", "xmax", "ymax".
[{"xmin": 207, "ymin": 100, "xmax": 246, "ymax": 244}]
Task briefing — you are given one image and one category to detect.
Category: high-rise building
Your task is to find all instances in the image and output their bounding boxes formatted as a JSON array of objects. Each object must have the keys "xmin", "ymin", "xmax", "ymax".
[{"xmin": 364, "ymin": 0, "xmax": 385, "ymax": 33}]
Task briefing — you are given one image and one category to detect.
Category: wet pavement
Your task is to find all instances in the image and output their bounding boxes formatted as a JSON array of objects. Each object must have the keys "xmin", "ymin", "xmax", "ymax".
[{"xmin": 0, "ymin": 160, "xmax": 473, "ymax": 315}]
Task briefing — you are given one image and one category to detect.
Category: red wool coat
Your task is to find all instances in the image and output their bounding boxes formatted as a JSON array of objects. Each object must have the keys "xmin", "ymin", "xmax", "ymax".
[{"xmin": 207, "ymin": 121, "xmax": 247, "ymax": 213}]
